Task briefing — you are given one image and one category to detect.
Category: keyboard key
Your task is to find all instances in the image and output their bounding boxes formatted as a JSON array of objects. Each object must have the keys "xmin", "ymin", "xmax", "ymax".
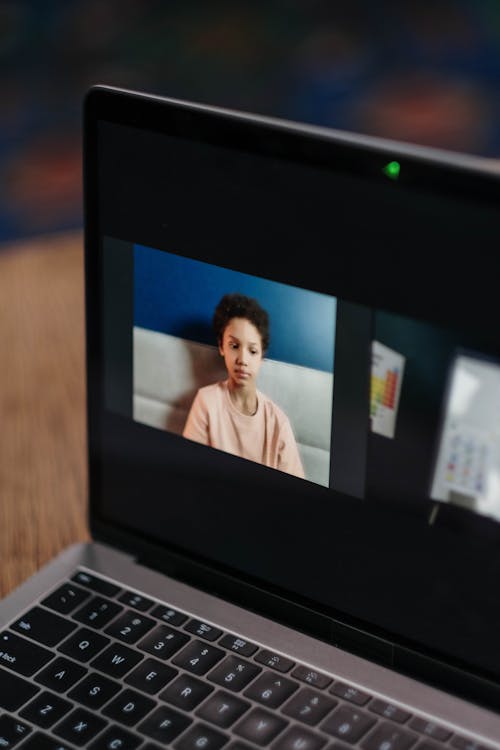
[
  {"xmin": 0, "ymin": 714, "xmax": 32, "ymax": 747},
  {"xmin": 14, "ymin": 731, "xmax": 72, "ymax": 749},
  {"xmin": 138, "ymin": 704, "xmax": 192, "ymax": 744},
  {"xmin": 185, "ymin": 619, "xmax": 224, "ymax": 642},
  {"xmin": 89, "ymin": 725, "xmax": 142, "ymax": 749},
  {"xmin": 234, "ymin": 707, "xmax": 288, "ymax": 746},
  {"xmin": 226, "ymin": 743, "xmax": 254, "ymax": 750},
  {"xmin": 138, "ymin": 624, "xmax": 190, "ymax": 659},
  {"xmin": 105, "ymin": 611, "xmax": 156, "ymax": 644},
  {"xmin": 330, "ymin": 681, "xmax": 371, "ymax": 706},
  {"xmin": 54, "ymin": 707, "xmax": 108, "ymax": 745},
  {"xmin": 119, "ymin": 590, "xmax": 155, "ymax": 611},
  {"xmin": 281, "ymin": 687, "xmax": 337, "ymax": 725},
  {"xmin": 73, "ymin": 596, "xmax": 123, "ymax": 630},
  {"xmin": 291, "ymin": 666, "xmax": 332, "ymax": 689},
  {"xmin": 0, "ymin": 631, "xmax": 53, "ymax": 676},
  {"xmin": 125, "ymin": 657, "xmax": 177, "ymax": 694},
  {"xmin": 219, "ymin": 634, "xmax": 258, "ymax": 657},
  {"xmin": 42, "ymin": 583, "xmax": 90, "ymax": 615},
  {"xmin": 255, "ymin": 650, "xmax": 295, "ymax": 673},
  {"xmin": 414, "ymin": 743, "xmax": 443, "ymax": 750},
  {"xmin": 272, "ymin": 725, "xmax": 327, "ymax": 750},
  {"xmin": 173, "ymin": 640, "xmax": 225, "ymax": 675},
  {"xmin": 174, "ymin": 723, "xmax": 228, "ymax": 750},
  {"xmin": 71, "ymin": 571, "xmax": 121, "ymax": 597},
  {"xmin": 103, "ymin": 687, "xmax": 156, "ymax": 726},
  {"xmin": 408, "ymin": 717, "xmax": 451, "ymax": 742},
  {"xmin": 196, "ymin": 690, "xmax": 250, "ymax": 728},
  {"xmin": 244, "ymin": 672, "xmax": 298, "ymax": 708},
  {"xmin": 58, "ymin": 627, "xmax": 110, "ymax": 662},
  {"xmin": 20, "ymin": 690, "xmax": 72, "ymax": 728},
  {"xmin": 0, "ymin": 667, "xmax": 40, "ymax": 710},
  {"xmin": 369, "ymin": 699, "xmax": 412, "ymax": 724},
  {"xmin": 361, "ymin": 722, "xmax": 418, "ymax": 750},
  {"xmin": 451, "ymin": 737, "xmax": 494, "ymax": 750},
  {"xmin": 151, "ymin": 604, "xmax": 188, "ymax": 627},
  {"xmin": 160, "ymin": 672, "xmax": 214, "ymax": 710},
  {"xmin": 90, "ymin": 642, "xmax": 144, "ymax": 678},
  {"xmin": 35, "ymin": 656, "xmax": 87, "ymax": 692},
  {"xmin": 208, "ymin": 655, "xmax": 262, "ymax": 692},
  {"xmin": 321, "ymin": 705, "xmax": 376, "ymax": 743},
  {"xmin": 12, "ymin": 607, "xmax": 77, "ymax": 647},
  {"xmin": 68, "ymin": 672, "xmax": 121, "ymax": 709}
]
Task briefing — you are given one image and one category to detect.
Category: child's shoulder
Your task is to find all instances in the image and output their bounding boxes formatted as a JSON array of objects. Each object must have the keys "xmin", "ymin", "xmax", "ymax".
[{"xmin": 259, "ymin": 391, "xmax": 289, "ymax": 425}]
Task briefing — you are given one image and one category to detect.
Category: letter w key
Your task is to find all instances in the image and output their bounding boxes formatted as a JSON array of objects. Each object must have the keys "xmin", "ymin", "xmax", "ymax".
[{"xmin": 90, "ymin": 643, "xmax": 143, "ymax": 678}]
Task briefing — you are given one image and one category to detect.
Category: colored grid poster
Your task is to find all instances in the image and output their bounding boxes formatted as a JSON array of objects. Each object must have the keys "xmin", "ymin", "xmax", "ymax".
[{"xmin": 370, "ymin": 341, "xmax": 405, "ymax": 439}]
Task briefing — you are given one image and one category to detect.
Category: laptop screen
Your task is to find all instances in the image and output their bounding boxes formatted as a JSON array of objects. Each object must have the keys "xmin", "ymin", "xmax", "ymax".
[{"xmin": 85, "ymin": 89, "xmax": 500, "ymax": 696}]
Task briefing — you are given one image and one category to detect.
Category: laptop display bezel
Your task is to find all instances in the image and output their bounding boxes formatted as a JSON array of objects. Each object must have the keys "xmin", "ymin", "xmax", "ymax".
[{"xmin": 83, "ymin": 85, "xmax": 500, "ymax": 709}]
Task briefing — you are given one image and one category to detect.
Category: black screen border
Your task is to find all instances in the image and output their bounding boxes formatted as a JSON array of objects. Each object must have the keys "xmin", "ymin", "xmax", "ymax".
[{"xmin": 83, "ymin": 85, "xmax": 500, "ymax": 710}]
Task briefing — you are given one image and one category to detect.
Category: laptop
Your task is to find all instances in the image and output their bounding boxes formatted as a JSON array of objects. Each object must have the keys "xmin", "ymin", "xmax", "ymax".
[{"xmin": 1, "ymin": 84, "xmax": 500, "ymax": 750}]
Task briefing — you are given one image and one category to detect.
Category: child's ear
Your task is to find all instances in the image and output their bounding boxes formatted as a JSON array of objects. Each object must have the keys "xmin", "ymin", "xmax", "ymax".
[{"xmin": 218, "ymin": 343, "xmax": 224, "ymax": 356}]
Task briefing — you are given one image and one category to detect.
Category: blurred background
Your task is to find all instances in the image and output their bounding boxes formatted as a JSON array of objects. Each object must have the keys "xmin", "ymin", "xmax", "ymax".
[{"xmin": 2, "ymin": 0, "xmax": 500, "ymax": 245}]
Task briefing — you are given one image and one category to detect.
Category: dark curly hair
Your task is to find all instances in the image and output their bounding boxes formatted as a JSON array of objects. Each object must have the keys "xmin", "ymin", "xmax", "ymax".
[{"xmin": 213, "ymin": 293, "xmax": 270, "ymax": 352}]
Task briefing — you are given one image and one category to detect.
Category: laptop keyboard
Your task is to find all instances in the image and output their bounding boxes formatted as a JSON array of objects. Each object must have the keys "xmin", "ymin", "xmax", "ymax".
[{"xmin": 0, "ymin": 570, "xmax": 493, "ymax": 750}]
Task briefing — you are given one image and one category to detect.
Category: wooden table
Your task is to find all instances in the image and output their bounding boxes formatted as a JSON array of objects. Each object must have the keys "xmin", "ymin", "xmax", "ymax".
[{"xmin": 0, "ymin": 230, "xmax": 90, "ymax": 599}]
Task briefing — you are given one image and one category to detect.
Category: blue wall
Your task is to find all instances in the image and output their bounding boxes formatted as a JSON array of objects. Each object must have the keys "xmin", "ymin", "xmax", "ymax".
[{"xmin": 134, "ymin": 244, "xmax": 336, "ymax": 372}]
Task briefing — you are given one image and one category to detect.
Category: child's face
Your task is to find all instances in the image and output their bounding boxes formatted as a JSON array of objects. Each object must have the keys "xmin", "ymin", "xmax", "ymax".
[{"xmin": 219, "ymin": 317, "xmax": 263, "ymax": 387}]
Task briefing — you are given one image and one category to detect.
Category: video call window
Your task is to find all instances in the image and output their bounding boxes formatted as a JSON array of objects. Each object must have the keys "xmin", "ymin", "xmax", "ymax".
[
  {"xmin": 133, "ymin": 244, "xmax": 337, "ymax": 489},
  {"xmin": 102, "ymin": 237, "xmax": 500, "ymax": 522}
]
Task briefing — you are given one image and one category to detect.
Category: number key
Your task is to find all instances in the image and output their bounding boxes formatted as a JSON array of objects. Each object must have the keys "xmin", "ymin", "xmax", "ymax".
[
  {"xmin": 282, "ymin": 687, "xmax": 337, "ymax": 725},
  {"xmin": 41, "ymin": 584, "xmax": 90, "ymax": 615},
  {"xmin": 244, "ymin": 672, "xmax": 297, "ymax": 708},
  {"xmin": 104, "ymin": 610, "xmax": 155, "ymax": 643},
  {"xmin": 137, "ymin": 624, "xmax": 189, "ymax": 659},
  {"xmin": 172, "ymin": 640, "xmax": 224, "ymax": 675},
  {"xmin": 208, "ymin": 655, "xmax": 261, "ymax": 692},
  {"xmin": 321, "ymin": 705, "xmax": 376, "ymax": 744},
  {"xmin": 73, "ymin": 596, "xmax": 123, "ymax": 629}
]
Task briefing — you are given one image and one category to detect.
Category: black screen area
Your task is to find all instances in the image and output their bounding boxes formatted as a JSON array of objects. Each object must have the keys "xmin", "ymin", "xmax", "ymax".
[{"xmin": 87, "ymin": 97, "xmax": 500, "ymax": 696}]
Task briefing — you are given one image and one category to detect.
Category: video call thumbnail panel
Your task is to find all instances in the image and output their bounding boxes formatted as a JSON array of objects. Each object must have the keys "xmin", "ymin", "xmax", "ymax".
[{"xmin": 133, "ymin": 244, "xmax": 336, "ymax": 489}]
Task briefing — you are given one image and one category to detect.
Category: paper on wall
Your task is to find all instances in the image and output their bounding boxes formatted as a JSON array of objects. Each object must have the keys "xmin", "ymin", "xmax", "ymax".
[{"xmin": 370, "ymin": 341, "xmax": 405, "ymax": 439}]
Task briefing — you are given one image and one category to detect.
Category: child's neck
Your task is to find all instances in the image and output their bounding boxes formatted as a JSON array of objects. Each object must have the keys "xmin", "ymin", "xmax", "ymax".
[{"xmin": 228, "ymin": 381, "xmax": 258, "ymax": 416}]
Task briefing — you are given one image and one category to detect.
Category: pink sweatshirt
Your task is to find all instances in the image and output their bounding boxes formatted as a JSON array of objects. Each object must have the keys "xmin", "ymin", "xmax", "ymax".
[{"xmin": 183, "ymin": 380, "xmax": 305, "ymax": 479}]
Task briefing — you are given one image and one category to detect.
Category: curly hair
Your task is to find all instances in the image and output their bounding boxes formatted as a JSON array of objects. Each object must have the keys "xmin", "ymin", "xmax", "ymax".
[{"xmin": 213, "ymin": 293, "xmax": 270, "ymax": 352}]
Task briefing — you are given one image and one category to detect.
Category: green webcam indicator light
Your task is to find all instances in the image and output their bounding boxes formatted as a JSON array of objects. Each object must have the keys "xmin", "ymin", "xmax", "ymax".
[{"xmin": 383, "ymin": 161, "xmax": 400, "ymax": 180}]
